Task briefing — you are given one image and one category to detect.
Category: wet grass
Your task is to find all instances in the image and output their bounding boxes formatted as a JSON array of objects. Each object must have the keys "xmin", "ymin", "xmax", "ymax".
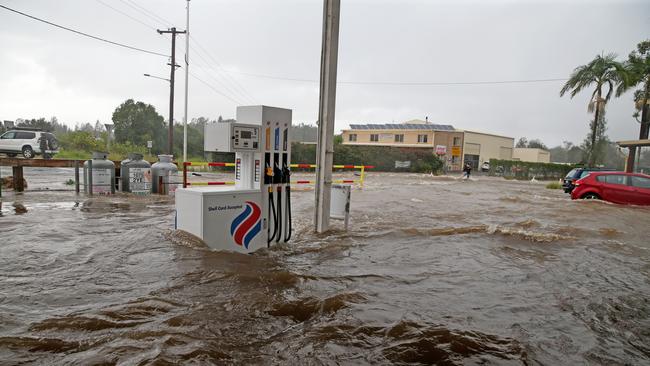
[{"xmin": 545, "ymin": 182, "xmax": 562, "ymax": 189}]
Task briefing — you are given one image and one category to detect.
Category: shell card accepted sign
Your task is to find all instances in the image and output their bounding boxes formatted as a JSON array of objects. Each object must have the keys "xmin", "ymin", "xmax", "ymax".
[{"xmin": 451, "ymin": 146, "xmax": 462, "ymax": 156}]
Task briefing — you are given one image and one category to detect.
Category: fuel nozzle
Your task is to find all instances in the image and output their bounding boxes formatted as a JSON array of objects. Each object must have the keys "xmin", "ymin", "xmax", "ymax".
[{"xmin": 282, "ymin": 165, "xmax": 291, "ymax": 184}]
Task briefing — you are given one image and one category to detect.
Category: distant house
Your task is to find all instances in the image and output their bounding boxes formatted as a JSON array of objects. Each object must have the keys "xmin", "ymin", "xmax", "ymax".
[
  {"xmin": 341, "ymin": 119, "xmax": 514, "ymax": 171},
  {"xmin": 512, "ymin": 148, "xmax": 551, "ymax": 163}
]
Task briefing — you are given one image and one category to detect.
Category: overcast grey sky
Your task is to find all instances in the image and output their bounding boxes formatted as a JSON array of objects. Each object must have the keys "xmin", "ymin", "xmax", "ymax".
[{"xmin": 0, "ymin": 0, "xmax": 648, "ymax": 146}]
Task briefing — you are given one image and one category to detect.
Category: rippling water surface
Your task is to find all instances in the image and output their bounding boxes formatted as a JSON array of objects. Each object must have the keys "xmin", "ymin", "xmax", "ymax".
[{"xmin": 1, "ymin": 167, "xmax": 650, "ymax": 365}]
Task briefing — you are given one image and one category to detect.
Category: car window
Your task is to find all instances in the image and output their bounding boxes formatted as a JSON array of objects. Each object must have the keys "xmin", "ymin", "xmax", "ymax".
[
  {"xmin": 630, "ymin": 176, "xmax": 650, "ymax": 189},
  {"xmin": 579, "ymin": 171, "xmax": 592, "ymax": 178},
  {"xmin": 15, "ymin": 132, "xmax": 36, "ymax": 139},
  {"xmin": 1, "ymin": 132, "xmax": 16, "ymax": 139},
  {"xmin": 565, "ymin": 168, "xmax": 578, "ymax": 178},
  {"xmin": 596, "ymin": 175, "xmax": 627, "ymax": 185}
]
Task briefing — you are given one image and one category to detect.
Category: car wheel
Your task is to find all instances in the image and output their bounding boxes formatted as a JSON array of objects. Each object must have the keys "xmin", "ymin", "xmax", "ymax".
[
  {"xmin": 22, "ymin": 146, "xmax": 35, "ymax": 159},
  {"xmin": 582, "ymin": 193, "xmax": 600, "ymax": 200},
  {"xmin": 7, "ymin": 153, "xmax": 17, "ymax": 157}
]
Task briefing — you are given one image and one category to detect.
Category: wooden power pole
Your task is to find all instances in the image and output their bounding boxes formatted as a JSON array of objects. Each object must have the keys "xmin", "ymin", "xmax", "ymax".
[
  {"xmin": 157, "ymin": 27, "xmax": 186, "ymax": 155},
  {"xmin": 314, "ymin": 0, "xmax": 340, "ymax": 233}
]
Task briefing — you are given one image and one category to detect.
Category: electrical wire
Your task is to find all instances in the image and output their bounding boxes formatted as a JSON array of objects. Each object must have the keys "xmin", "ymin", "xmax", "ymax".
[
  {"xmin": 93, "ymin": 0, "xmax": 158, "ymax": 31},
  {"xmin": 114, "ymin": 0, "xmax": 257, "ymax": 102},
  {"xmin": 191, "ymin": 54, "xmax": 254, "ymax": 105},
  {"xmin": 116, "ymin": 0, "xmax": 173, "ymax": 28},
  {"xmin": 190, "ymin": 36, "xmax": 257, "ymax": 104},
  {"xmin": 108, "ymin": 1, "xmax": 256, "ymax": 104},
  {"xmin": 0, "ymin": 4, "xmax": 168, "ymax": 57},
  {"xmin": 225, "ymin": 69, "xmax": 569, "ymax": 86},
  {"xmin": 188, "ymin": 70, "xmax": 243, "ymax": 105}
]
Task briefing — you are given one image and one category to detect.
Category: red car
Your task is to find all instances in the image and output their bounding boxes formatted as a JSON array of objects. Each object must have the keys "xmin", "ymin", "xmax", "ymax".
[{"xmin": 571, "ymin": 172, "xmax": 650, "ymax": 205}]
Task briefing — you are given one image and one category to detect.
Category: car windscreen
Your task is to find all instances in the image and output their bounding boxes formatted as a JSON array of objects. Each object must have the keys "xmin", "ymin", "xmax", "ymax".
[
  {"xmin": 579, "ymin": 170, "xmax": 592, "ymax": 178},
  {"xmin": 565, "ymin": 168, "xmax": 578, "ymax": 179}
]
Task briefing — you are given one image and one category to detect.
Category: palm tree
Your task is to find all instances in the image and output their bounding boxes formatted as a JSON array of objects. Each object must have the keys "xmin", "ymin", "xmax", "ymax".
[
  {"xmin": 617, "ymin": 40, "xmax": 650, "ymax": 140},
  {"xmin": 560, "ymin": 53, "xmax": 623, "ymax": 166}
]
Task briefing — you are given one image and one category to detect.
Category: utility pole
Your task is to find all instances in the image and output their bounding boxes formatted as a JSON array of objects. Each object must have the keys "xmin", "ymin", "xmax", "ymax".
[
  {"xmin": 157, "ymin": 27, "xmax": 186, "ymax": 156},
  {"xmin": 314, "ymin": 0, "xmax": 340, "ymax": 233},
  {"xmin": 183, "ymin": 0, "xmax": 190, "ymax": 162}
]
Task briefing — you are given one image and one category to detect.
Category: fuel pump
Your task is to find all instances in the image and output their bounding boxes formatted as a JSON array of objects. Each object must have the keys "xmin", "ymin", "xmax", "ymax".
[{"xmin": 175, "ymin": 105, "xmax": 292, "ymax": 253}]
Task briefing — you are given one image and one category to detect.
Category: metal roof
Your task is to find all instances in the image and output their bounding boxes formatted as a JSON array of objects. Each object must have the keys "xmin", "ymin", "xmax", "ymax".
[
  {"xmin": 349, "ymin": 123, "xmax": 455, "ymax": 131},
  {"xmin": 617, "ymin": 139, "xmax": 650, "ymax": 147}
]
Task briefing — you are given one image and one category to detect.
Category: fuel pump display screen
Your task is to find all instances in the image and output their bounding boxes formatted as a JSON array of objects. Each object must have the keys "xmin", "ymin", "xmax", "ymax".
[{"xmin": 232, "ymin": 125, "xmax": 260, "ymax": 151}]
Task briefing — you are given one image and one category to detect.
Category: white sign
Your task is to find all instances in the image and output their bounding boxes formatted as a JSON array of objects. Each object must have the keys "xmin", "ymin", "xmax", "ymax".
[
  {"xmin": 147, "ymin": 140, "xmax": 153, "ymax": 148},
  {"xmin": 395, "ymin": 160, "xmax": 411, "ymax": 168},
  {"xmin": 435, "ymin": 145, "xmax": 447, "ymax": 155},
  {"xmin": 129, "ymin": 167, "xmax": 151, "ymax": 194},
  {"xmin": 91, "ymin": 168, "xmax": 112, "ymax": 194}
]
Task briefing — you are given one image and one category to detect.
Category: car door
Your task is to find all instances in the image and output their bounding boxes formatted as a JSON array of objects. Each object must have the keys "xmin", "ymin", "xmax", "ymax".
[
  {"xmin": 629, "ymin": 176, "xmax": 650, "ymax": 205},
  {"xmin": 598, "ymin": 174, "xmax": 634, "ymax": 203},
  {"xmin": 0, "ymin": 131, "xmax": 17, "ymax": 151},
  {"xmin": 16, "ymin": 131, "xmax": 36, "ymax": 151}
]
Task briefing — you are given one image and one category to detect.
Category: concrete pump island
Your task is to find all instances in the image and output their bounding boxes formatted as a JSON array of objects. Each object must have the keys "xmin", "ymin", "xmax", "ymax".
[{"xmin": 176, "ymin": 105, "xmax": 294, "ymax": 252}]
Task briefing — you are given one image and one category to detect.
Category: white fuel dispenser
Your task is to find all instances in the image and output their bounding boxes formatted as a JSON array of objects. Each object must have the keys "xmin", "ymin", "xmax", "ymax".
[{"xmin": 175, "ymin": 105, "xmax": 292, "ymax": 253}]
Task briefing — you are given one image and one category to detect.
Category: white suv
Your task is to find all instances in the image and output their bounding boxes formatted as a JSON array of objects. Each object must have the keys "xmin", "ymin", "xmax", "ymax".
[{"xmin": 0, "ymin": 129, "xmax": 59, "ymax": 159}]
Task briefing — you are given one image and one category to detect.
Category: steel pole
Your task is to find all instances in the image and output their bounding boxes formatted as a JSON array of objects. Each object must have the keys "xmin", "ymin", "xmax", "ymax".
[
  {"xmin": 169, "ymin": 27, "xmax": 176, "ymax": 156},
  {"xmin": 314, "ymin": 0, "xmax": 340, "ymax": 233},
  {"xmin": 183, "ymin": 0, "xmax": 190, "ymax": 162}
]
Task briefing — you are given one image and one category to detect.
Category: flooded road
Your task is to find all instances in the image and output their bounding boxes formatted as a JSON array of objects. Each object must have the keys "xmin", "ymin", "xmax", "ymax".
[{"xmin": 1, "ymin": 167, "xmax": 650, "ymax": 365}]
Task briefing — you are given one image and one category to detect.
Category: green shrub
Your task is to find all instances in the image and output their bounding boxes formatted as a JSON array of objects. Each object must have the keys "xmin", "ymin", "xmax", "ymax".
[
  {"xmin": 545, "ymin": 182, "xmax": 562, "ymax": 189},
  {"xmin": 489, "ymin": 159, "xmax": 576, "ymax": 181}
]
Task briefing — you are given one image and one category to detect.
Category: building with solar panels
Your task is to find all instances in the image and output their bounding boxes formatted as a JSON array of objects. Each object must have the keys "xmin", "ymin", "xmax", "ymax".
[{"xmin": 341, "ymin": 119, "xmax": 514, "ymax": 172}]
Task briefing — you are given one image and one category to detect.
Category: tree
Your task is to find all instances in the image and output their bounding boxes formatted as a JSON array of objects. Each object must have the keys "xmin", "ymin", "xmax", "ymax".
[
  {"xmin": 516, "ymin": 137, "xmax": 548, "ymax": 150},
  {"xmin": 527, "ymin": 139, "xmax": 548, "ymax": 150},
  {"xmin": 581, "ymin": 112, "xmax": 610, "ymax": 166},
  {"xmin": 515, "ymin": 137, "xmax": 528, "ymax": 148},
  {"xmin": 560, "ymin": 53, "xmax": 624, "ymax": 166},
  {"xmin": 112, "ymin": 99, "xmax": 166, "ymax": 154},
  {"xmin": 617, "ymin": 40, "xmax": 650, "ymax": 139},
  {"xmin": 94, "ymin": 120, "xmax": 104, "ymax": 138},
  {"xmin": 17, "ymin": 117, "xmax": 52, "ymax": 131}
]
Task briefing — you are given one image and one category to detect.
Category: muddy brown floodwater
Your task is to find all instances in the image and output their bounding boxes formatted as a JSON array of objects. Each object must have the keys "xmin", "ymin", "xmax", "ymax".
[{"xmin": 1, "ymin": 167, "xmax": 650, "ymax": 365}]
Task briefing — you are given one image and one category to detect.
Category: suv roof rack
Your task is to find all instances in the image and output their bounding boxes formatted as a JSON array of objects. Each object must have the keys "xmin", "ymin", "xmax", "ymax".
[{"xmin": 12, "ymin": 126, "xmax": 45, "ymax": 131}]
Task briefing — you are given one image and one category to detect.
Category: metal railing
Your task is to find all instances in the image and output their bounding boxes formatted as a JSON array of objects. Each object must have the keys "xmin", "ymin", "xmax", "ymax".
[{"xmin": 181, "ymin": 161, "xmax": 374, "ymax": 188}]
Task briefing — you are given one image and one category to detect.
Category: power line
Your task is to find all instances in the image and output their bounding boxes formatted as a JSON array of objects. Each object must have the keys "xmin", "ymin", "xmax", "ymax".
[
  {"xmin": 190, "ymin": 46, "xmax": 254, "ymax": 104},
  {"xmin": 191, "ymin": 58, "xmax": 248, "ymax": 105},
  {"xmin": 94, "ymin": 0, "xmax": 158, "ymax": 31},
  {"xmin": 190, "ymin": 36, "xmax": 257, "ymax": 103},
  {"xmin": 0, "ymin": 4, "xmax": 168, "ymax": 57},
  {"xmin": 188, "ymin": 70, "xmax": 242, "ymax": 105},
  {"xmin": 119, "ymin": 0, "xmax": 173, "ymax": 27},
  {"xmin": 118, "ymin": 0, "xmax": 257, "ymax": 102},
  {"xmin": 225, "ymin": 69, "xmax": 569, "ymax": 86}
]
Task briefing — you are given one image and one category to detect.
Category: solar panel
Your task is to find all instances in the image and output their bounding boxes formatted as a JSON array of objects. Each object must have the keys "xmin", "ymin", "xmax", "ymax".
[{"xmin": 348, "ymin": 123, "xmax": 455, "ymax": 131}]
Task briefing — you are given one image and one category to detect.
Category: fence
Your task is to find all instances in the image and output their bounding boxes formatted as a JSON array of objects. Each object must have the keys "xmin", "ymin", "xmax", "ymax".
[
  {"xmin": 488, "ymin": 159, "xmax": 576, "ymax": 180},
  {"xmin": 182, "ymin": 162, "xmax": 374, "ymax": 188}
]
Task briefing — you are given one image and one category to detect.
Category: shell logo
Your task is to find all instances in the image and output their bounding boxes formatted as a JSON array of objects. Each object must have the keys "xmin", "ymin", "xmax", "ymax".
[{"xmin": 230, "ymin": 201, "xmax": 261, "ymax": 249}]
